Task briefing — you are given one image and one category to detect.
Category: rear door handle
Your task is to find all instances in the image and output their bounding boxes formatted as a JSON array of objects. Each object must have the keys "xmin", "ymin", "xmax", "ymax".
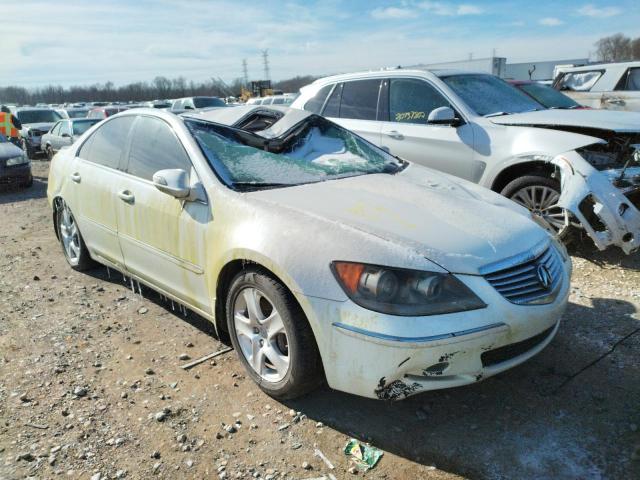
[
  {"xmin": 71, "ymin": 172, "xmax": 81, "ymax": 183},
  {"xmin": 118, "ymin": 190, "xmax": 135, "ymax": 204},
  {"xmin": 384, "ymin": 130, "xmax": 404, "ymax": 140}
]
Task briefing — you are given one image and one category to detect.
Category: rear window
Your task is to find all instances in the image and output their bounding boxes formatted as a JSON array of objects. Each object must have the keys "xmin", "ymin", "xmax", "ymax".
[
  {"xmin": 339, "ymin": 80, "xmax": 381, "ymax": 121},
  {"xmin": 16, "ymin": 110, "xmax": 61, "ymax": 123},
  {"xmin": 193, "ymin": 97, "xmax": 225, "ymax": 108},
  {"xmin": 78, "ymin": 116, "xmax": 135, "ymax": 169},
  {"xmin": 556, "ymin": 71, "xmax": 603, "ymax": 92}
]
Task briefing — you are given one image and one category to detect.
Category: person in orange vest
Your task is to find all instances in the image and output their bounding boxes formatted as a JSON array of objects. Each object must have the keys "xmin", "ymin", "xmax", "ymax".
[{"xmin": 0, "ymin": 106, "xmax": 22, "ymax": 147}]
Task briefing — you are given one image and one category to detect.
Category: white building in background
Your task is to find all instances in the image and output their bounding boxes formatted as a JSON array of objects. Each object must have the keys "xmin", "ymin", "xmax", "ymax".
[{"xmin": 404, "ymin": 56, "xmax": 590, "ymax": 82}]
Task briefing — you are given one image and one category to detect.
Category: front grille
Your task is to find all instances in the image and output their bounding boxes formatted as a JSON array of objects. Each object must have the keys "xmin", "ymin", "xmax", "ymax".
[
  {"xmin": 481, "ymin": 325, "xmax": 555, "ymax": 367},
  {"xmin": 483, "ymin": 245, "xmax": 563, "ymax": 305}
]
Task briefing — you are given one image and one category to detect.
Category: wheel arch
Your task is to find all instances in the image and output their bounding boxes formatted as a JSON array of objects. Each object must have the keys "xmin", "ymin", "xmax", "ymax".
[{"xmin": 490, "ymin": 160, "xmax": 556, "ymax": 194}]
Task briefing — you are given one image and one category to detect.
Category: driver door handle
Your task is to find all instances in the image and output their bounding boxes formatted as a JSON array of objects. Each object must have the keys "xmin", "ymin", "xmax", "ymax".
[
  {"xmin": 605, "ymin": 97, "xmax": 625, "ymax": 105},
  {"xmin": 384, "ymin": 130, "xmax": 404, "ymax": 140},
  {"xmin": 118, "ymin": 190, "xmax": 135, "ymax": 204},
  {"xmin": 71, "ymin": 172, "xmax": 81, "ymax": 183}
]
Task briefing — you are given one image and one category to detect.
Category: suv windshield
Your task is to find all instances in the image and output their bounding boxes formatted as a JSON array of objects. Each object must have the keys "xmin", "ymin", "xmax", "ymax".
[
  {"xmin": 441, "ymin": 74, "xmax": 543, "ymax": 116},
  {"xmin": 518, "ymin": 83, "xmax": 580, "ymax": 109},
  {"xmin": 193, "ymin": 97, "xmax": 226, "ymax": 108},
  {"xmin": 186, "ymin": 115, "xmax": 403, "ymax": 190},
  {"xmin": 17, "ymin": 110, "xmax": 62, "ymax": 124}
]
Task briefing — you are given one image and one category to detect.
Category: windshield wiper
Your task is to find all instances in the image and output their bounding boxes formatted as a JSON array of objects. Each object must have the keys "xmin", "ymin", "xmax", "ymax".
[
  {"xmin": 484, "ymin": 111, "xmax": 511, "ymax": 118},
  {"xmin": 232, "ymin": 182, "xmax": 294, "ymax": 191}
]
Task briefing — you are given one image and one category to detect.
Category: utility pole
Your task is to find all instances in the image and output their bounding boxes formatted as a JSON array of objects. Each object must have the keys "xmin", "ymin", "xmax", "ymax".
[
  {"xmin": 261, "ymin": 49, "xmax": 270, "ymax": 81},
  {"xmin": 242, "ymin": 59, "xmax": 249, "ymax": 86}
]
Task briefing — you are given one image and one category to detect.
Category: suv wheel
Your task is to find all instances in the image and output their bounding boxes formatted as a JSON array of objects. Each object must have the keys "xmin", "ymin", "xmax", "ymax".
[
  {"xmin": 226, "ymin": 267, "xmax": 322, "ymax": 399},
  {"xmin": 501, "ymin": 175, "xmax": 567, "ymax": 234}
]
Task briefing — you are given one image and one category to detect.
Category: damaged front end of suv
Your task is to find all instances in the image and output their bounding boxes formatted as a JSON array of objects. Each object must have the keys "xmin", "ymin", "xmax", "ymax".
[{"xmin": 551, "ymin": 130, "xmax": 640, "ymax": 254}]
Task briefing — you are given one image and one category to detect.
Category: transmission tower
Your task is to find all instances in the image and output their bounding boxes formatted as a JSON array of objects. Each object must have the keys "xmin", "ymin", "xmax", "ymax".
[
  {"xmin": 242, "ymin": 59, "xmax": 249, "ymax": 86},
  {"xmin": 261, "ymin": 49, "xmax": 270, "ymax": 81}
]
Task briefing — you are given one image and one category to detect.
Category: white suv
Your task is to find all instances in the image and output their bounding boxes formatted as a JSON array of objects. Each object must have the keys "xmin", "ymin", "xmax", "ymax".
[
  {"xmin": 291, "ymin": 69, "xmax": 640, "ymax": 254},
  {"xmin": 553, "ymin": 61, "xmax": 640, "ymax": 112}
]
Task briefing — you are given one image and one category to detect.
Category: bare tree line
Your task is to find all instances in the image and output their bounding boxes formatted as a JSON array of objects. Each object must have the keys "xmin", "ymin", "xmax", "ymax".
[
  {"xmin": 0, "ymin": 75, "xmax": 317, "ymax": 106},
  {"xmin": 595, "ymin": 33, "xmax": 640, "ymax": 62}
]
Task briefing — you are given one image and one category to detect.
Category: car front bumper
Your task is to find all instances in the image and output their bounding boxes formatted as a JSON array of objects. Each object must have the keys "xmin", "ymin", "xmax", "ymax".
[
  {"xmin": 0, "ymin": 162, "xmax": 32, "ymax": 185},
  {"xmin": 553, "ymin": 152, "xmax": 640, "ymax": 254},
  {"xmin": 296, "ymin": 256, "xmax": 571, "ymax": 400}
]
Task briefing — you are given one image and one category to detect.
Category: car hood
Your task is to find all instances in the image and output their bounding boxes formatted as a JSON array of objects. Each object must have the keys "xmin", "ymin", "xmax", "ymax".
[
  {"xmin": 249, "ymin": 165, "xmax": 549, "ymax": 275},
  {"xmin": 0, "ymin": 141, "xmax": 24, "ymax": 160},
  {"xmin": 22, "ymin": 122, "xmax": 55, "ymax": 132},
  {"xmin": 489, "ymin": 109, "xmax": 640, "ymax": 133}
]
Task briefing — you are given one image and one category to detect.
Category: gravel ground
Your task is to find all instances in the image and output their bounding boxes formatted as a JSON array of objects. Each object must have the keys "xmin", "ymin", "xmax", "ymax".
[{"xmin": 1, "ymin": 160, "xmax": 638, "ymax": 480}]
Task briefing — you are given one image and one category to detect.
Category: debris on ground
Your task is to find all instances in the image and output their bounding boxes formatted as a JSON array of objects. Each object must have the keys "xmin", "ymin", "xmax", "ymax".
[{"xmin": 344, "ymin": 438, "xmax": 383, "ymax": 471}]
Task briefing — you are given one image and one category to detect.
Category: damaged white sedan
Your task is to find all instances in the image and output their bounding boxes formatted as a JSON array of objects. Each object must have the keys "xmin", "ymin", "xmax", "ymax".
[
  {"xmin": 47, "ymin": 106, "xmax": 571, "ymax": 400},
  {"xmin": 292, "ymin": 70, "xmax": 640, "ymax": 253}
]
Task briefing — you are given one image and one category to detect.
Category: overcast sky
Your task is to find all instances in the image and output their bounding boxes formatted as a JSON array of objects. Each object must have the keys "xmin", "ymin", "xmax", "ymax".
[{"xmin": 3, "ymin": 0, "xmax": 638, "ymax": 88}]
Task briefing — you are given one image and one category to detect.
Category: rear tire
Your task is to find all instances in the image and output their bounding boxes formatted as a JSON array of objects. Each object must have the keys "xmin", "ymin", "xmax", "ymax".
[
  {"xmin": 21, "ymin": 139, "xmax": 36, "ymax": 160},
  {"xmin": 46, "ymin": 145, "xmax": 54, "ymax": 161},
  {"xmin": 226, "ymin": 267, "xmax": 323, "ymax": 399},
  {"xmin": 56, "ymin": 201, "xmax": 95, "ymax": 271},
  {"xmin": 501, "ymin": 175, "xmax": 568, "ymax": 235}
]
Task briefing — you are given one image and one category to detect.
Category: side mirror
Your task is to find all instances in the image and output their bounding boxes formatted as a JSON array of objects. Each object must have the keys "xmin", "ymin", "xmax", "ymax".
[
  {"xmin": 61, "ymin": 133, "xmax": 71, "ymax": 138},
  {"xmin": 152, "ymin": 169, "xmax": 190, "ymax": 198},
  {"xmin": 183, "ymin": 105, "xmax": 194, "ymax": 110},
  {"xmin": 427, "ymin": 107, "xmax": 461, "ymax": 126}
]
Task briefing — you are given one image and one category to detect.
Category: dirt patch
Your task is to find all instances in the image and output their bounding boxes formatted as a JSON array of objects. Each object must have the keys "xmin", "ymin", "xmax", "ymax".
[{"xmin": 1, "ymin": 161, "xmax": 638, "ymax": 479}]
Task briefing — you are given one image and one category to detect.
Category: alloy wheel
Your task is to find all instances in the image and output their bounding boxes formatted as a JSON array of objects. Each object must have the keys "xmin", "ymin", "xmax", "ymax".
[
  {"xmin": 233, "ymin": 287, "xmax": 290, "ymax": 382},
  {"xmin": 511, "ymin": 185, "xmax": 566, "ymax": 232},
  {"xmin": 59, "ymin": 203, "xmax": 81, "ymax": 264}
]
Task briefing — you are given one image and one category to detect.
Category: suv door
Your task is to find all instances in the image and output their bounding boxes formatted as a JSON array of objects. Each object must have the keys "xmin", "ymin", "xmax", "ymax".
[
  {"xmin": 607, "ymin": 67, "xmax": 640, "ymax": 112},
  {"xmin": 116, "ymin": 116, "xmax": 211, "ymax": 312},
  {"xmin": 322, "ymin": 79, "xmax": 383, "ymax": 146},
  {"xmin": 71, "ymin": 116, "xmax": 135, "ymax": 270},
  {"xmin": 379, "ymin": 77, "xmax": 475, "ymax": 180}
]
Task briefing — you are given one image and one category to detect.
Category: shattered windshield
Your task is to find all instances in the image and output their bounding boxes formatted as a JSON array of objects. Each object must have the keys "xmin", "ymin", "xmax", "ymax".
[
  {"xmin": 185, "ymin": 115, "xmax": 403, "ymax": 190},
  {"xmin": 441, "ymin": 74, "xmax": 543, "ymax": 116}
]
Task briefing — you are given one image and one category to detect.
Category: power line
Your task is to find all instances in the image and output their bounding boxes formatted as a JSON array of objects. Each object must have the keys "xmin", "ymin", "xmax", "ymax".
[
  {"xmin": 242, "ymin": 59, "xmax": 249, "ymax": 86},
  {"xmin": 261, "ymin": 49, "xmax": 270, "ymax": 81}
]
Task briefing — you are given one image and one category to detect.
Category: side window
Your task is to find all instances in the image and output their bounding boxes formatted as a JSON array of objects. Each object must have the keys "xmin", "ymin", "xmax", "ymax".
[
  {"xmin": 322, "ymin": 83, "xmax": 342, "ymax": 117},
  {"xmin": 60, "ymin": 121, "xmax": 72, "ymax": 136},
  {"xmin": 126, "ymin": 116, "xmax": 191, "ymax": 181},
  {"xmin": 618, "ymin": 68, "xmax": 640, "ymax": 91},
  {"xmin": 51, "ymin": 122, "xmax": 62, "ymax": 135},
  {"xmin": 339, "ymin": 79, "xmax": 381, "ymax": 121},
  {"xmin": 303, "ymin": 85, "xmax": 332, "ymax": 114},
  {"xmin": 389, "ymin": 78, "xmax": 450, "ymax": 124},
  {"xmin": 77, "ymin": 116, "xmax": 135, "ymax": 169}
]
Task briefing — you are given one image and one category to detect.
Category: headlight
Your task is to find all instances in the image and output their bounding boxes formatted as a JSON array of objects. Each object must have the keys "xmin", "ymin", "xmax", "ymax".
[
  {"xmin": 331, "ymin": 261, "xmax": 486, "ymax": 316},
  {"xmin": 6, "ymin": 155, "xmax": 29, "ymax": 166}
]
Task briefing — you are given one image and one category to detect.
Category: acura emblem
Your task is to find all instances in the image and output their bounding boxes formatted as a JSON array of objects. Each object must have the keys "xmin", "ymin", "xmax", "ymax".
[{"xmin": 536, "ymin": 265, "xmax": 552, "ymax": 290}]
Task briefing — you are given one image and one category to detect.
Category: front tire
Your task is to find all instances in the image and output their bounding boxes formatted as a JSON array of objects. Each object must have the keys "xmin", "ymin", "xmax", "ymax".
[
  {"xmin": 501, "ymin": 175, "xmax": 568, "ymax": 235},
  {"xmin": 226, "ymin": 268, "xmax": 322, "ymax": 399},
  {"xmin": 56, "ymin": 201, "xmax": 95, "ymax": 271},
  {"xmin": 46, "ymin": 145, "xmax": 54, "ymax": 161},
  {"xmin": 21, "ymin": 139, "xmax": 36, "ymax": 160}
]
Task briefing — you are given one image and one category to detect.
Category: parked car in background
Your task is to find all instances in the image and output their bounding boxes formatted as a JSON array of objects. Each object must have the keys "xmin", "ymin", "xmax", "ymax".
[
  {"xmin": 0, "ymin": 135, "xmax": 32, "ymax": 188},
  {"xmin": 143, "ymin": 100, "xmax": 172, "ymax": 109},
  {"xmin": 56, "ymin": 107, "xmax": 90, "ymax": 119},
  {"xmin": 14, "ymin": 107, "xmax": 62, "ymax": 159},
  {"xmin": 553, "ymin": 61, "xmax": 640, "ymax": 111},
  {"xmin": 41, "ymin": 118, "xmax": 101, "ymax": 159},
  {"xmin": 509, "ymin": 80, "xmax": 586, "ymax": 110},
  {"xmin": 292, "ymin": 69, "xmax": 640, "ymax": 254},
  {"xmin": 47, "ymin": 106, "xmax": 571, "ymax": 400},
  {"xmin": 87, "ymin": 106, "xmax": 129, "ymax": 119},
  {"xmin": 171, "ymin": 96, "xmax": 226, "ymax": 112}
]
